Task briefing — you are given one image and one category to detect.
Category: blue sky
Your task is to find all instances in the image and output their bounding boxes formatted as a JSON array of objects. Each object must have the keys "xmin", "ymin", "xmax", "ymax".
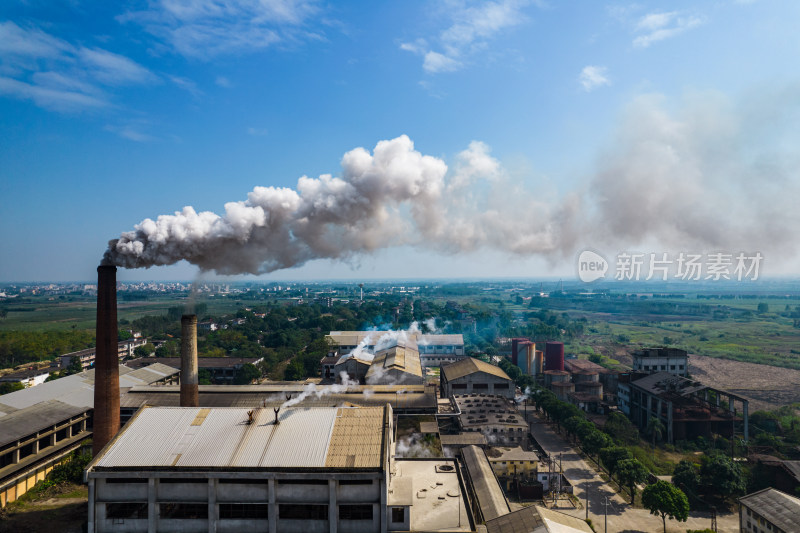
[{"xmin": 1, "ymin": 0, "xmax": 799, "ymax": 282}]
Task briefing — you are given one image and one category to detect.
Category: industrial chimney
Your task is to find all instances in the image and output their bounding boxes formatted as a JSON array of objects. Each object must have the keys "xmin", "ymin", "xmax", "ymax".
[
  {"xmin": 180, "ymin": 314, "xmax": 199, "ymax": 407},
  {"xmin": 93, "ymin": 265, "xmax": 120, "ymax": 456}
]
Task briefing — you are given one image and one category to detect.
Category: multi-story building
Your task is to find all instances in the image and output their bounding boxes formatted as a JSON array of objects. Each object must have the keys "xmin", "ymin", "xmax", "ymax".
[
  {"xmin": 631, "ymin": 348, "xmax": 688, "ymax": 377},
  {"xmin": 739, "ymin": 487, "xmax": 800, "ymax": 533},
  {"xmin": 56, "ymin": 338, "xmax": 148, "ymax": 371}
]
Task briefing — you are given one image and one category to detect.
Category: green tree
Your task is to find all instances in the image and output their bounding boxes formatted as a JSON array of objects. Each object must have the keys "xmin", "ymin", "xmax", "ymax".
[
  {"xmin": 198, "ymin": 369, "xmax": 212, "ymax": 385},
  {"xmin": 699, "ymin": 454, "xmax": 746, "ymax": 500},
  {"xmin": 616, "ymin": 458, "xmax": 649, "ymax": 504},
  {"xmin": 283, "ymin": 360, "xmax": 305, "ymax": 381},
  {"xmin": 233, "ymin": 363, "xmax": 261, "ymax": 385},
  {"xmin": 600, "ymin": 446, "xmax": 632, "ymax": 479},
  {"xmin": 646, "ymin": 416, "xmax": 666, "ymax": 458},
  {"xmin": 134, "ymin": 343, "xmax": 155, "ymax": 358},
  {"xmin": 671, "ymin": 460, "xmax": 700, "ymax": 501},
  {"xmin": 66, "ymin": 356, "xmax": 84, "ymax": 375},
  {"xmin": 0, "ymin": 381, "xmax": 24, "ymax": 395},
  {"xmin": 641, "ymin": 480, "xmax": 689, "ymax": 533},
  {"xmin": 757, "ymin": 302, "xmax": 769, "ymax": 313},
  {"xmin": 581, "ymin": 430, "xmax": 612, "ymax": 463},
  {"xmin": 118, "ymin": 329, "xmax": 133, "ymax": 341},
  {"xmin": 604, "ymin": 412, "xmax": 639, "ymax": 445}
]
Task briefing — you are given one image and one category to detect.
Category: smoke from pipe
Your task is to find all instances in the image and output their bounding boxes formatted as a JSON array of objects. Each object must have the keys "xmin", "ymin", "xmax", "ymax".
[{"xmin": 103, "ymin": 89, "xmax": 800, "ymax": 273}]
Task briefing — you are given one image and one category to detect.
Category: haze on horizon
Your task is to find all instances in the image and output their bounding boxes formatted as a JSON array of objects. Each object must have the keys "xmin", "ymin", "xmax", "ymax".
[{"xmin": 2, "ymin": 1, "xmax": 800, "ymax": 283}]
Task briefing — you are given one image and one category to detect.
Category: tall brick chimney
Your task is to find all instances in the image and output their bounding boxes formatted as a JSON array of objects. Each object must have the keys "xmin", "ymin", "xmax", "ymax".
[
  {"xmin": 93, "ymin": 265, "xmax": 120, "ymax": 456},
  {"xmin": 180, "ymin": 314, "xmax": 199, "ymax": 407}
]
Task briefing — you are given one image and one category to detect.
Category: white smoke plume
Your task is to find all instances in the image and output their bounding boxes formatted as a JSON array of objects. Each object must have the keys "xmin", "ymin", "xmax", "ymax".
[
  {"xmin": 103, "ymin": 135, "xmax": 577, "ymax": 273},
  {"xmin": 104, "ymin": 88, "xmax": 800, "ymax": 273},
  {"xmin": 395, "ymin": 434, "xmax": 438, "ymax": 458},
  {"xmin": 279, "ymin": 371, "xmax": 359, "ymax": 409}
]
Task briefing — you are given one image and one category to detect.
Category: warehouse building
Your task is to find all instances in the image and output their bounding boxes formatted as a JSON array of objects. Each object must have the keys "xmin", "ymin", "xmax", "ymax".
[
  {"xmin": 440, "ymin": 358, "xmax": 514, "ymax": 400},
  {"xmin": 85, "ymin": 404, "xmax": 473, "ymax": 533},
  {"xmin": 0, "ymin": 363, "xmax": 179, "ymax": 507},
  {"xmin": 365, "ymin": 343, "xmax": 424, "ymax": 386},
  {"xmin": 126, "ymin": 356, "xmax": 261, "ymax": 384},
  {"xmin": 452, "ymin": 394, "xmax": 529, "ymax": 447}
]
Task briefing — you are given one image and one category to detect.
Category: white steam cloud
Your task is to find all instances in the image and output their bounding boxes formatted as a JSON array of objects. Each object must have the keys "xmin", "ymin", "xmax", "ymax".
[{"xmin": 105, "ymin": 88, "xmax": 800, "ymax": 273}]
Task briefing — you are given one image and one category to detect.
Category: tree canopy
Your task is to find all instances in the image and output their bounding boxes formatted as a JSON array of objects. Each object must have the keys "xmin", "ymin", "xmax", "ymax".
[{"xmin": 641, "ymin": 481, "xmax": 689, "ymax": 533}]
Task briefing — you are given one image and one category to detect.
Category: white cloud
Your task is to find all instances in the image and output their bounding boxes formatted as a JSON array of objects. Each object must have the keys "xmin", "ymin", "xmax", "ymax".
[
  {"xmin": 120, "ymin": 0, "xmax": 321, "ymax": 58},
  {"xmin": 400, "ymin": 0, "xmax": 535, "ymax": 74},
  {"xmin": 169, "ymin": 75, "xmax": 202, "ymax": 97},
  {"xmin": 215, "ymin": 76, "xmax": 232, "ymax": 88},
  {"xmin": 632, "ymin": 11, "xmax": 703, "ymax": 48},
  {"xmin": 579, "ymin": 65, "xmax": 610, "ymax": 92},
  {"xmin": 0, "ymin": 21, "xmax": 157, "ymax": 112},
  {"xmin": 423, "ymin": 51, "xmax": 461, "ymax": 74}
]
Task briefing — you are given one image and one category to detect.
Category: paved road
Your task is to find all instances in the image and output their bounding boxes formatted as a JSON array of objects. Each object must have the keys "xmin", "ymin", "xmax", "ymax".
[{"xmin": 526, "ymin": 412, "xmax": 739, "ymax": 533}]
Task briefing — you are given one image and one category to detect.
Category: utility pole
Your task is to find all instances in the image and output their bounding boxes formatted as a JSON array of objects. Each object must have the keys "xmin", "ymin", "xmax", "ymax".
[
  {"xmin": 585, "ymin": 487, "xmax": 589, "ymax": 520},
  {"xmin": 604, "ymin": 496, "xmax": 609, "ymax": 533}
]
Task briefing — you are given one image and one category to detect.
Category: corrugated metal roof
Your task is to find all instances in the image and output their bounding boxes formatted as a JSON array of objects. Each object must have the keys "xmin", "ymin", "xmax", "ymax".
[
  {"xmin": 740, "ymin": 488, "xmax": 800, "ymax": 533},
  {"xmin": 461, "ymin": 445, "xmax": 510, "ymax": 521},
  {"xmin": 442, "ymin": 358, "xmax": 510, "ymax": 382},
  {"xmin": 0, "ymin": 400, "xmax": 88, "ymax": 447},
  {"xmin": 94, "ymin": 406, "xmax": 385, "ymax": 470},
  {"xmin": 366, "ymin": 346, "xmax": 423, "ymax": 381}
]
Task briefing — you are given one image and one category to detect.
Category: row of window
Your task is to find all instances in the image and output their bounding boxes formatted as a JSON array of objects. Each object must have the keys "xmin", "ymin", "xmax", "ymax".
[
  {"xmin": 636, "ymin": 364, "xmax": 685, "ymax": 371},
  {"xmin": 106, "ymin": 503, "xmax": 374, "ymax": 521},
  {"xmin": 104, "ymin": 478, "xmax": 373, "ymax": 486}
]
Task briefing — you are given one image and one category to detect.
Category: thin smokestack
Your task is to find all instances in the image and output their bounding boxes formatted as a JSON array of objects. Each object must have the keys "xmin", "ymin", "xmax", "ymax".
[
  {"xmin": 180, "ymin": 314, "xmax": 199, "ymax": 407},
  {"xmin": 93, "ymin": 265, "xmax": 120, "ymax": 456}
]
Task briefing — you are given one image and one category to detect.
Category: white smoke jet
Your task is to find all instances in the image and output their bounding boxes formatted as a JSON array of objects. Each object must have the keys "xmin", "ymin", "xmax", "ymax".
[{"xmin": 338, "ymin": 334, "xmax": 374, "ymax": 363}]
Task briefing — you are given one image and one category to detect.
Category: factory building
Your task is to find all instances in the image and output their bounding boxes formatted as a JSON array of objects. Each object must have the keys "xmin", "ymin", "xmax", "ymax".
[
  {"xmin": 739, "ymin": 488, "xmax": 800, "ymax": 533},
  {"xmin": 335, "ymin": 356, "xmax": 373, "ymax": 384},
  {"xmin": 0, "ymin": 363, "xmax": 179, "ymax": 507},
  {"xmin": 623, "ymin": 371, "xmax": 749, "ymax": 444},
  {"xmin": 440, "ymin": 358, "xmax": 514, "ymax": 399},
  {"xmin": 630, "ymin": 347, "xmax": 688, "ymax": 377},
  {"xmin": 85, "ymin": 404, "xmax": 473, "ymax": 533},
  {"xmin": 0, "ymin": 366, "xmax": 52, "ymax": 388},
  {"xmin": 452, "ymin": 394, "xmax": 529, "ymax": 447},
  {"xmin": 326, "ymin": 332, "xmax": 464, "ymax": 369},
  {"xmin": 364, "ymin": 343, "xmax": 424, "ymax": 386}
]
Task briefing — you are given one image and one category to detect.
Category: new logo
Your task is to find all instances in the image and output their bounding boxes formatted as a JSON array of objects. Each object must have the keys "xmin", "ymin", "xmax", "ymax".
[{"xmin": 577, "ymin": 250, "xmax": 608, "ymax": 283}]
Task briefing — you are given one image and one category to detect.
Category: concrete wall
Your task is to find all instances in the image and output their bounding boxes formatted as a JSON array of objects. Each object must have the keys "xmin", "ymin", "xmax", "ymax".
[{"xmin": 89, "ymin": 473, "xmax": 384, "ymax": 533}]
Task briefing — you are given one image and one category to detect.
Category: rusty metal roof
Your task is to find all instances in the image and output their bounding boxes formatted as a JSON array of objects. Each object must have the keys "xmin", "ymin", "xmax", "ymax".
[{"xmin": 441, "ymin": 358, "xmax": 510, "ymax": 382}]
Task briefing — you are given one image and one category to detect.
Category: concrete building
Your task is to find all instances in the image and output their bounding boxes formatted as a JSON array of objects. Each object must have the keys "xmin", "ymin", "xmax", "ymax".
[
  {"xmin": 326, "ymin": 332, "xmax": 464, "ymax": 369},
  {"xmin": 440, "ymin": 358, "xmax": 514, "ymax": 399},
  {"xmin": 739, "ymin": 487, "xmax": 800, "ymax": 533},
  {"xmin": 56, "ymin": 338, "xmax": 148, "ymax": 371},
  {"xmin": 335, "ymin": 356, "xmax": 372, "ymax": 384},
  {"xmin": 452, "ymin": 395, "xmax": 529, "ymax": 447},
  {"xmin": 320, "ymin": 356, "xmax": 341, "ymax": 380},
  {"xmin": 631, "ymin": 347, "xmax": 688, "ymax": 377},
  {"xmin": 485, "ymin": 447, "xmax": 538, "ymax": 476},
  {"xmin": 85, "ymin": 404, "xmax": 473, "ymax": 533},
  {"xmin": 0, "ymin": 363, "xmax": 179, "ymax": 507},
  {"xmin": 625, "ymin": 371, "xmax": 749, "ymax": 444}
]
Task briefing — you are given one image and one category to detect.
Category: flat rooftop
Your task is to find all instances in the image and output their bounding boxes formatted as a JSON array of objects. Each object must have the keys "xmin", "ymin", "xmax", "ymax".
[
  {"xmin": 92, "ymin": 405, "xmax": 387, "ymax": 471},
  {"xmin": 454, "ymin": 395, "xmax": 527, "ymax": 431},
  {"xmin": 389, "ymin": 459, "xmax": 472, "ymax": 532}
]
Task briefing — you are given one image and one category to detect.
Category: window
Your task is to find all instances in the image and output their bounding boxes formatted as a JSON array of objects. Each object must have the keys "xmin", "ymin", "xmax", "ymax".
[
  {"xmin": 159, "ymin": 478, "xmax": 206, "ymax": 484},
  {"xmin": 494, "ymin": 383, "xmax": 509, "ymax": 389},
  {"xmin": 281, "ymin": 504, "xmax": 327, "ymax": 520},
  {"xmin": 473, "ymin": 383, "xmax": 489, "ymax": 390},
  {"xmin": 340, "ymin": 505, "xmax": 373, "ymax": 520},
  {"xmin": 219, "ymin": 478, "xmax": 269, "ymax": 484},
  {"xmin": 105, "ymin": 478, "xmax": 147, "ymax": 484},
  {"xmin": 339, "ymin": 479, "xmax": 373, "ymax": 485},
  {"xmin": 106, "ymin": 502, "xmax": 147, "ymax": 519},
  {"xmin": 670, "ymin": 365, "xmax": 676, "ymax": 370},
  {"xmin": 159, "ymin": 503, "xmax": 208, "ymax": 519},
  {"xmin": 219, "ymin": 504, "xmax": 268, "ymax": 519},
  {"xmin": 391, "ymin": 507, "xmax": 405, "ymax": 523}
]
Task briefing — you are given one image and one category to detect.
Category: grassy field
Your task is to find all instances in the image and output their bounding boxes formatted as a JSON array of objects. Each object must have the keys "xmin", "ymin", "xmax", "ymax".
[{"xmin": 0, "ymin": 295, "xmax": 246, "ymax": 332}]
